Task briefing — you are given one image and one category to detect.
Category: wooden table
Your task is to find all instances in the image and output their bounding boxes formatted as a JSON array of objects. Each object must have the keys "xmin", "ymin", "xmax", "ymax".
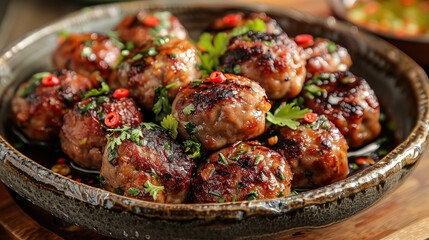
[{"xmin": 1, "ymin": 0, "xmax": 429, "ymax": 239}]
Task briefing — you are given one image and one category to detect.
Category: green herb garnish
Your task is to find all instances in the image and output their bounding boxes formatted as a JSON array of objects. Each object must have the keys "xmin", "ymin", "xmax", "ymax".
[
  {"xmin": 153, "ymin": 82, "xmax": 178, "ymax": 122},
  {"xmin": 184, "ymin": 121, "xmax": 197, "ymax": 135},
  {"xmin": 303, "ymin": 84, "xmax": 326, "ymax": 99},
  {"xmin": 232, "ymin": 194, "xmax": 237, "ymax": 202},
  {"xmin": 20, "ymin": 72, "xmax": 52, "ymax": 97},
  {"xmin": 183, "ymin": 139, "xmax": 202, "ymax": 159},
  {"xmin": 82, "ymin": 81, "xmax": 110, "ymax": 100},
  {"xmin": 266, "ymin": 103, "xmax": 312, "ymax": 130},
  {"xmin": 254, "ymin": 155, "xmax": 264, "ymax": 165},
  {"xmin": 218, "ymin": 153, "xmax": 228, "ymax": 165},
  {"xmin": 327, "ymin": 41, "xmax": 336, "ymax": 53},
  {"xmin": 183, "ymin": 103, "xmax": 195, "ymax": 115},
  {"xmin": 160, "ymin": 114, "xmax": 178, "ymax": 139},
  {"xmin": 208, "ymin": 190, "xmax": 222, "ymax": 198},
  {"xmin": 144, "ymin": 180, "xmax": 164, "ymax": 200},
  {"xmin": 246, "ymin": 190, "xmax": 258, "ymax": 200},
  {"xmin": 127, "ymin": 187, "xmax": 141, "ymax": 196}
]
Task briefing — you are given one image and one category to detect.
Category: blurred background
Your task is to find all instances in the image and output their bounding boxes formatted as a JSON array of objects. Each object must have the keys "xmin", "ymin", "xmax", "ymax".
[{"xmin": 1, "ymin": 0, "xmax": 428, "ymax": 69}]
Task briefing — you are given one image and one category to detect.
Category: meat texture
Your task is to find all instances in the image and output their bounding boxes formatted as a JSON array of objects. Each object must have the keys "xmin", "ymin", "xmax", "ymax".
[
  {"xmin": 296, "ymin": 37, "xmax": 352, "ymax": 77},
  {"xmin": 302, "ymin": 71, "xmax": 381, "ymax": 148},
  {"xmin": 108, "ymin": 37, "xmax": 200, "ymax": 110},
  {"xmin": 271, "ymin": 117, "xmax": 349, "ymax": 188},
  {"xmin": 52, "ymin": 33, "xmax": 121, "ymax": 80},
  {"xmin": 60, "ymin": 95, "xmax": 143, "ymax": 170},
  {"xmin": 192, "ymin": 141, "xmax": 292, "ymax": 203},
  {"xmin": 208, "ymin": 12, "xmax": 283, "ymax": 35},
  {"xmin": 221, "ymin": 31, "xmax": 306, "ymax": 99},
  {"xmin": 100, "ymin": 124, "xmax": 196, "ymax": 203},
  {"xmin": 11, "ymin": 69, "xmax": 98, "ymax": 140},
  {"xmin": 115, "ymin": 10, "xmax": 188, "ymax": 46},
  {"xmin": 172, "ymin": 73, "xmax": 271, "ymax": 151}
]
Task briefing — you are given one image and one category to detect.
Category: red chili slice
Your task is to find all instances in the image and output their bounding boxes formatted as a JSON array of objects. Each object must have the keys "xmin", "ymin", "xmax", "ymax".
[
  {"xmin": 210, "ymin": 71, "xmax": 226, "ymax": 83},
  {"xmin": 295, "ymin": 34, "xmax": 314, "ymax": 45},
  {"xmin": 41, "ymin": 75, "xmax": 60, "ymax": 86},
  {"xmin": 113, "ymin": 88, "xmax": 129, "ymax": 98},
  {"xmin": 223, "ymin": 14, "xmax": 240, "ymax": 25},
  {"xmin": 303, "ymin": 113, "xmax": 318, "ymax": 123},
  {"xmin": 143, "ymin": 15, "xmax": 160, "ymax": 27},
  {"xmin": 105, "ymin": 111, "xmax": 120, "ymax": 127},
  {"xmin": 57, "ymin": 158, "xmax": 66, "ymax": 164}
]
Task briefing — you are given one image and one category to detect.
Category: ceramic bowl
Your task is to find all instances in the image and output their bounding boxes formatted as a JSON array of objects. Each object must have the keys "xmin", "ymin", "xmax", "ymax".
[
  {"xmin": 0, "ymin": 1, "xmax": 428, "ymax": 239},
  {"xmin": 329, "ymin": 0, "xmax": 429, "ymax": 66}
]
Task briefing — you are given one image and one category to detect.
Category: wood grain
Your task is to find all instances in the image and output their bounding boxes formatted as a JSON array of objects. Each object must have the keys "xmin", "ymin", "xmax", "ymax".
[{"xmin": 1, "ymin": 0, "xmax": 429, "ymax": 239}]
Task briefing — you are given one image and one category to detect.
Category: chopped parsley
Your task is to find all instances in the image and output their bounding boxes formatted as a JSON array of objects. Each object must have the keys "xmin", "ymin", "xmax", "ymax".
[
  {"xmin": 276, "ymin": 173, "xmax": 285, "ymax": 181},
  {"xmin": 254, "ymin": 155, "xmax": 264, "ymax": 165},
  {"xmin": 183, "ymin": 103, "xmax": 195, "ymax": 115},
  {"xmin": 164, "ymin": 142, "xmax": 171, "ymax": 152},
  {"xmin": 144, "ymin": 180, "xmax": 164, "ymax": 201},
  {"xmin": 183, "ymin": 138, "xmax": 202, "ymax": 159},
  {"xmin": 114, "ymin": 187, "xmax": 124, "ymax": 195},
  {"xmin": 233, "ymin": 64, "xmax": 242, "ymax": 75},
  {"xmin": 127, "ymin": 187, "xmax": 141, "ymax": 196},
  {"xmin": 263, "ymin": 40, "xmax": 272, "ymax": 46},
  {"xmin": 170, "ymin": 53, "xmax": 177, "ymax": 58},
  {"xmin": 153, "ymin": 82, "xmax": 178, "ymax": 122},
  {"xmin": 82, "ymin": 81, "xmax": 110, "ymax": 100},
  {"xmin": 140, "ymin": 122, "xmax": 159, "ymax": 130},
  {"xmin": 229, "ymin": 18, "xmax": 266, "ymax": 37},
  {"xmin": 266, "ymin": 103, "xmax": 312, "ymax": 130},
  {"xmin": 106, "ymin": 30, "xmax": 125, "ymax": 49},
  {"xmin": 160, "ymin": 114, "xmax": 178, "ymax": 139},
  {"xmin": 303, "ymin": 84, "xmax": 327, "ymax": 99},
  {"xmin": 327, "ymin": 41, "xmax": 336, "ymax": 53},
  {"xmin": 184, "ymin": 121, "xmax": 197, "ymax": 135},
  {"xmin": 153, "ymin": 35, "xmax": 170, "ymax": 46},
  {"xmin": 230, "ymin": 150, "xmax": 246, "ymax": 161},
  {"xmin": 208, "ymin": 190, "xmax": 222, "ymax": 198},
  {"xmin": 81, "ymin": 46, "xmax": 93, "ymax": 57},
  {"xmin": 349, "ymin": 163, "xmax": 359, "ymax": 170},
  {"xmin": 278, "ymin": 192, "xmax": 284, "ymax": 197},
  {"xmin": 218, "ymin": 198, "xmax": 225, "ymax": 203},
  {"xmin": 246, "ymin": 190, "xmax": 258, "ymax": 200},
  {"xmin": 232, "ymin": 194, "xmax": 237, "ymax": 202},
  {"xmin": 191, "ymin": 80, "xmax": 202, "ymax": 88},
  {"xmin": 218, "ymin": 153, "xmax": 228, "ymax": 165}
]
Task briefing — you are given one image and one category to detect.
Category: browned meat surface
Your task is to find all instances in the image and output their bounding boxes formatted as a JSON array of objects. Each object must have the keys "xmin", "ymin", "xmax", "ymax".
[
  {"xmin": 208, "ymin": 12, "xmax": 283, "ymax": 34},
  {"xmin": 108, "ymin": 37, "xmax": 200, "ymax": 110},
  {"xmin": 221, "ymin": 31, "xmax": 306, "ymax": 99},
  {"xmin": 270, "ymin": 118, "xmax": 349, "ymax": 188},
  {"xmin": 11, "ymin": 70, "xmax": 98, "ymax": 140},
  {"xmin": 100, "ymin": 124, "xmax": 196, "ymax": 203},
  {"xmin": 52, "ymin": 33, "xmax": 121, "ymax": 80},
  {"xmin": 115, "ymin": 10, "xmax": 188, "ymax": 46},
  {"xmin": 172, "ymin": 73, "xmax": 271, "ymax": 151},
  {"xmin": 302, "ymin": 71, "xmax": 381, "ymax": 148},
  {"xmin": 192, "ymin": 141, "xmax": 292, "ymax": 203},
  {"xmin": 60, "ymin": 95, "xmax": 143, "ymax": 170},
  {"xmin": 296, "ymin": 37, "xmax": 352, "ymax": 77}
]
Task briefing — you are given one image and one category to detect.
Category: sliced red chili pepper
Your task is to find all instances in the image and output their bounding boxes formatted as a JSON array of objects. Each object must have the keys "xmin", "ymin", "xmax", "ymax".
[
  {"xmin": 57, "ymin": 158, "xmax": 66, "ymax": 164},
  {"xmin": 113, "ymin": 88, "xmax": 129, "ymax": 98},
  {"xmin": 210, "ymin": 71, "xmax": 226, "ymax": 83},
  {"xmin": 75, "ymin": 178, "xmax": 82, "ymax": 182},
  {"xmin": 295, "ymin": 34, "xmax": 314, "ymax": 45},
  {"xmin": 105, "ymin": 111, "xmax": 120, "ymax": 127},
  {"xmin": 41, "ymin": 75, "xmax": 60, "ymax": 86},
  {"xmin": 143, "ymin": 15, "xmax": 160, "ymax": 27},
  {"xmin": 303, "ymin": 113, "xmax": 318, "ymax": 123},
  {"xmin": 223, "ymin": 14, "xmax": 240, "ymax": 25}
]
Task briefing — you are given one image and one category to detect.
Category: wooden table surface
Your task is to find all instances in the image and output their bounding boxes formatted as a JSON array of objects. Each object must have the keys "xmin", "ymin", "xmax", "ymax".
[{"xmin": 1, "ymin": 0, "xmax": 429, "ymax": 239}]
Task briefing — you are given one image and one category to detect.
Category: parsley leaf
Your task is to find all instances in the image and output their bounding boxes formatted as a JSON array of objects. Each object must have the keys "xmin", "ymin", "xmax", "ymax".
[
  {"xmin": 144, "ymin": 180, "xmax": 164, "ymax": 200},
  {"xmin": 82, "ymin": 81, "xmax": 110, "ymax": 100},
  {"xmin": 184, "ymin": 121, "xmax": 197, "ymax": 135},
  {"xmin": 20, "ymin": 72, "xmax": 52, "ymax": 97},
  {"xmin": 303, "ymin": 84, "xmax": 327, "ymax": 99},
  {"xmin": 246, "ymin": 190, "xmax": 258, "ymax": 200},
  {"xmin": 160, "ymin": 114, "xmax": 178, "ymax": 139},
  {"xmin": 140, "ymin": 122, "xmax": 159, "ymax": 130},
  {"xmin": 152, "ymin": 82, "xmax": 178, "ymax": 122},
  {"xmin": 229, "ymin": 18, "xmax": 266, "ymax": 37},
  {"xmin": 127, "ymin": 187, "xmax": 141, "ymax": 196},
  {"xmin": 183, "ymin": 103, "xmax": 195, "ymax": 115},
  {"xmin": 196, "ymin": 32, "xmax": 228, "ymax": 76},
  {"xmin": 327, "ymin": 41, "xmax": 336, "ymax": 53},
  {"xmin": 266, "ymin": 103, "xmax": 312, "ymax": 130},
  {"xmin": 183, "ymin": 138, "xmax": 202, "ymax": 159}
]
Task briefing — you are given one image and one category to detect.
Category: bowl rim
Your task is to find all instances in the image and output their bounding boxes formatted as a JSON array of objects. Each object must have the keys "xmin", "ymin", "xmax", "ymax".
[
  {"xmin": 328, "ymin": 0, "xmax": 429, "ymax": 43},
  {"xmin": 1, "ymin": 0, "xmax": 429, "ymax": 221}
]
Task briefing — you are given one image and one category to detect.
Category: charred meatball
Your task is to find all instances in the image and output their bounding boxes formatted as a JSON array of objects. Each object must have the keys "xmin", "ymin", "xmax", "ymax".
[
  {"xmin": 192, "ymin": 141, "xmax": 292, "ymax": 203},
  {"xmin": 108, "ymin": 37, "xmax": 200, "ymax": 110},
  {"xmin": 60, "ymin": 95, "xmax": 143, "ymax": 170},
  {"xmin": 11, "ymin": 70, "xmax": 98, "ymax": 140},
  {"xmin": 295, "ymin": 36, "xmax": 352, "ymax": 77},
  {"xmin": 302, "ymin": 71, "xmax": 381, "ymax": 148},
  {"xmin": 208, "ymin": 12, "xmax": 283, "ymax": 35},
  {"xmin": 115, "ymin": 10, "xmax": 188, "ymax": 46},
  {"xmin": 172, "ymin": 73, "xmax": 271, "ymax": 151},
  {"xmin": 100, "ymin": 124, "xmax": 196, "ymax": 203},
  {"xmin": 52, "ymin": 33, "xmax": 121, "ymax": 80},
  {"xmin": 221, "ymin": 31, "xmax": 306, "ymax": 99},
  {"xmin": 270, "ymin": 117, "xmax": 349, "ymax": 188}
]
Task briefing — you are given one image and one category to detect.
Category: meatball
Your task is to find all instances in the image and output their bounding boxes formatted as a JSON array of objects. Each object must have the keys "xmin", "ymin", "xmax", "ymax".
[
  {"xmin": 108, "ymin": 37, "xmax": 200, "ymax": 110},
  {"xmin": 60, "ymin": 95, "xmax": 143, "ymax": 170},
  {"xmin": 302, "ymin": 71, "xmax": 381, "ymax": 148},
  {"xmin": 115, "ymin": 10, "xmax": 188, "ymax": 46},
  {"xmin": 295, "ymin": 36, "xmax": 352, "ymax": 77},
  {"xmin": 208, "ymin": 12, "xmax": 283, "ymax": 35},
  {"xmin": 270, "ymin": 117, "xmax": 349, "ymax": 188},
  {"xmin": 221, "ymin": 31, "xmax": 307, "ymax": 99},
  {"xmin": 192, "ymin": 141, "xmax": 292, "ymax": 203},
  {"xmin": 52, "ymin": 33, "xmax": 121, "ymax": 80},
  {"xmin": 11, "ymin": 70, "xmax": 98, "ymax": 140},
  {"xmin": 172, "ymin": 73, "xmax": 271, "ymax": 151},
  {"xmin": 100, "ymin": 124, "xmax": 196, "ymax": 203}
]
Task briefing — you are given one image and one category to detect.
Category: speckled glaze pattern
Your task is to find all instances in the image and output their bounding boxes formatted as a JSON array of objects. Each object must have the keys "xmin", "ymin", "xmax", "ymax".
[{"xmin": 0, "ymin": 2, "xmax": 428, "ymax": 239}]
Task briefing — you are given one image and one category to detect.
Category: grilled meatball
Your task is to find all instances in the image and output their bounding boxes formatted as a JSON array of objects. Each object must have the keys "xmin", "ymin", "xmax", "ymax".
[
  {"xmin": 11, "ymin": 70, "xmax": 98, "ymax": 140},
  {"xmin": 100, "ymin": 124, "xmax": 196, "ymax": 203},
  {"xmin": 108, "ymin": 37, "xmax": 200, "ymax": 110},
  {"xmin": 270, "ymin": 117, "xmax": 349, "ymax": 188},
  {"xmin": 52, "ymin": 33, "xmax": 121, "ymax": 80},
  {"xmin": 172, "ymin": 73, "xmax": 271, "ymax": 151},
  {"xmin": 115, "ymin": 10, "xmax": 188, "ymax": 46},
  {"xmin": 192, "ymin": 141, "xmax": 292, "ymax": 203},
  {"xmin": 208, "ymin": 12, "xmax": 283, "ymax": 34},
  {"xmin": 221, "ymin": 31, "xmax": 306, "ymax": 99},
  {"xmin": 302, "ymin": 71, "xmax": 381, "ymax": 148},
  {"xmin": 60, "ymin": 95, "xmax": 143, "ymax": 170},
  {"xmin": 295, "ymin": 36, "xmax": 352, "ymax": 77}
]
